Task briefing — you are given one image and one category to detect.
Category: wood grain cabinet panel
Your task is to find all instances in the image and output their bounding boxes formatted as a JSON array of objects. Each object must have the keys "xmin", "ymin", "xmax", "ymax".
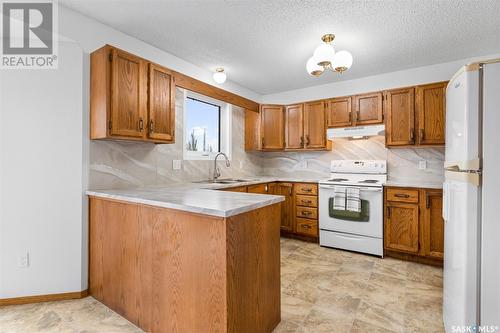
[
  {"xmin": 295, "ymin": 218, "xmax": 318, "ymax": 237},
  {"xmin": 285, "ymin": 104, "xmax": 304, "ymax": 149},
  {"xmin": 110, "ymin": 48, "xmax": 147, "ymax": 138},
  {"xmin": 295, "ymin": 195, "xmax": 317, "ymax": 207},
  {"xmin": 147, "ymin": 63, "xmax": 175, "ymax": 142},
  {"xmin": 248, "ymin": 183, "xmax": 269, "ymax": 194},
  {"xmin": 384, "ymin": 201, "xmax": 420, "ymax": 254},
  {"xmin": 326, "ymin": 96, "xmax": 352, "ymax": 128},
  {"xmin": 416, "ymin": 82, "xmax": 447, "ymax": 146},
  {"xmin": 260, "ymin": 105, "xmax": 285, "ymax": 150},
  {"xmin": 422, "ymin": 189, "xmax": 444, "ymax": 259},
  {"xmin": 270, "ymin": 182, "xmax": 294, "ymax": 233},
  {"xmin": 304, "ymin": 100, "xmax": 327, "ymax": 149},
  {"xmin": 90, "ymin": 45, "xmax": 175, "ymax": 143},
  {"xmin": 353, "ymin": 92, "xmax": 383, "ymax": 125},
  {"xmin": 294, "ymin": 183, "xmax": 318, "ymax": 195},
  {"xmin": 386, "ymin": 188, "xmax": 419, "ymax": 203},
  {"xmin": 245, "ymin": 109, "xmax": 261, "ymax": 151},
  {"xmin": 385, "ymin": 88, "xmax": 415, "ymax": 146}
]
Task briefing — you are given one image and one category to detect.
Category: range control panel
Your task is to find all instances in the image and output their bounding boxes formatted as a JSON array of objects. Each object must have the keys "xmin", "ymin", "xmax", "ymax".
[{"xmin": 330, "ymin": 160, "xmax": 387, "ymax": 174}]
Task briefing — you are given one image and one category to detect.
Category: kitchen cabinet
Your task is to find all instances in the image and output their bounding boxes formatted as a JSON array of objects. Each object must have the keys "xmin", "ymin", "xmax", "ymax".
[
  {"xmin": 326, "ymin": 96, "xmax": 352, "ymax": 128},
  {"xmin": 260, "ymin": 105, "xmax": 285, "ymax": 150},
  {"xmin": 385, "ymin": 82, "xmax": 447, "ymax": 147},
  {"xmin": 90, "ymin": 45, "xmax": 175, "ymax": 143},
  {"xmin": 384, "ymin": 186, "xmax": 444, "ymax": 265},
  {"xmin": 285, "ymin": 104, "xmax": 304, "ymax": 149},
  {"xmin": 385, "ymin": 88, "xmax": 415, "ymax": 146},
  {"xmin": 422, "ymin": 189, "xmax": 444, "ymax": 259},
  {"xmin": 220, "ymin": 186, "xmax": 248, "ymax": 193},
  {"xmin": 269, "ymin": 182, "xmax": 294, "ymax": 233},
  {"xmin": 293, "ymin": 183, "xmax": 319, "ymax": 239},
  {"xmin": 247, "ymin": 183, "xmax": 269, "ymax": 194},
  {"xmin": 416, "ymin": 82, "xmax": 447, "ymax": 145},
  {"xmin": 353, "ymin": 92, "xmax": 384, "ymax": 125},
  {"xmin": 304, "ymin": 101, "xmax": 327, "ymax": 149}
]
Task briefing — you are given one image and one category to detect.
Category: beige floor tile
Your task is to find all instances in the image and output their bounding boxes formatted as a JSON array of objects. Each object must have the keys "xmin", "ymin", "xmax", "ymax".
[
  {"xmin": 407, "ymin": 261, "xmax": 443, "ymax": 288},
  {"xmin": 350, "ymin": 318, "xmax": 399, "ymax": 333},
  {"xmin": 354, "ymin": 300, "xmax": 406, "ymax": 332},
  {"xmin": 296, "ymin": 308, "xmax": 354, "ymax": 333}
]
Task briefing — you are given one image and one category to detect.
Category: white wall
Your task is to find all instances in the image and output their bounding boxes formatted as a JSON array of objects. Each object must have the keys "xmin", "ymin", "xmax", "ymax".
[
  {"xmin": 262, "ymin": 53, "xmax": 500, "ymax": 104},
  {"xmin": 0, "ymin": 41, "xmax": 84, "ymax": 298}
]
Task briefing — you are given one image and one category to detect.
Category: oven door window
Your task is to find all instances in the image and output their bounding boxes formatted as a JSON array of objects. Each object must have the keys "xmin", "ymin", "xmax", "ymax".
[{"xmin": 328, "ymin": 198, "xmax": 370, "ymax": 222}]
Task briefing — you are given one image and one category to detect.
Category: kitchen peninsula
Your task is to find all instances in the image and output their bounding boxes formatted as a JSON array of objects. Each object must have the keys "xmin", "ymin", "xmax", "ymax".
[{"xmin": 87, "ymin": 185, "xmax": 284, "ymax": 333}]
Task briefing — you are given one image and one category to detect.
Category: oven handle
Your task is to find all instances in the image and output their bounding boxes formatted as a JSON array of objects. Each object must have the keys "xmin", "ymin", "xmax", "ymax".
[{"xmin": 319, "ymin": 185, "xmax": 382, "ymax": 192}]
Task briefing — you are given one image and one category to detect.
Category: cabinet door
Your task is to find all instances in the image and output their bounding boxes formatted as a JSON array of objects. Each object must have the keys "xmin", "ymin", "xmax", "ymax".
[
  {"xmin": 148, "ymin": 63, "xmax": 175, "ymax": 142},
  {"xmin": 384, "ymin": 202, "xmax": 419, "ymax": 254},
  {"xmin": 272, "ymin": 183, "xmax": 294, "ymax": 232},
  {"xmin": 385, "ymin": 88, "xmax": 415, "ymax": 146},
  {"xmin": 326, "ymin": 97, "xmax": 352, "ymax": 128},
  {"xmin": 353, "ymin": 92, "xmax": 383, "ymax": 125},
  {"xmin": 285, "ymin": 104, "xmax": 304, "ymax": 149},
  {"xmin": 110, "ymin": 48, "xmax": 147, "ymax": 138},
  {"xmin": 304, "ymin": 101, "xmax": 326, "ymax": 149},
  {"xmin": 248, "ymin": 183, "xmax": 269, "ymax": 194},
  {"xmin": 260, "ymin": 105, "xmax": 285, "ymax": 150},
  {"xmin": 422, "ymin": 189, "xmax": 444, "ymax": 259},
  {"xmin": 416, "ymin": 82, "xmax": 447, "ymax": 146}
]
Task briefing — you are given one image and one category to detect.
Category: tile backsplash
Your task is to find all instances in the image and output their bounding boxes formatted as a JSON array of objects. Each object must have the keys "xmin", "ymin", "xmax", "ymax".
[{"xmin": 89, "ymin": 89, "xmax": 444, "ymax": 189}]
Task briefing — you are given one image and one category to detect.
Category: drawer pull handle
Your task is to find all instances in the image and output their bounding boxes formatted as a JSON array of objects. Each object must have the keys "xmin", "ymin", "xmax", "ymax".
[
  {"xmin": 301, "ymin": 225, "xmax": 312, "ymax": 229},
  {"xmin": 301, "ymin": 211, "xmax": 312, "ymax": 216},
  {"xmin": 394, "ymin": 193, "xmax": 410, "ymax": 198},
  {"xmin": 302, "ymin": 188, "xmax": 312, "ymax": 192},
  {"xmin": 303, "ymin": 200, "xmax": 312, "ymax": 204}
]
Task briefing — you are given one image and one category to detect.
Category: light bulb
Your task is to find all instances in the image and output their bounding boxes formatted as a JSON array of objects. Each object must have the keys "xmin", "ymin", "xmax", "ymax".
[
  {"xmin": 213, "ymin": 68, "xmax": 226, "ymax": 84},
  {"xmin": 332, "ymin": 50, "xmax": 353, "ymax": 73},
  {"xmin": 306, "ymin": 56, "xmax": 324, "ymax": 76},
  {"xmin": 313, "ymin": 43, "xmax": 335, "ymax": 67}
]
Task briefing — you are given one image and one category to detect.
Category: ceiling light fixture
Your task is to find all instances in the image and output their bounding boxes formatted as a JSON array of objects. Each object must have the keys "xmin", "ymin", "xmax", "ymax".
[
  {"xmin": 306, "ymin": 34, "xmax": 353, "ymax": 77},
  {"xmin": 212, "ymin": 68, "xmax": 227, "ymax": 84}
]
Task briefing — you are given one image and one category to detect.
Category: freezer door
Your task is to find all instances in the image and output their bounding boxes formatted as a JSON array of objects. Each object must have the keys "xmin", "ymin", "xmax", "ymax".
[
  {"xmin": 443, "ymin": 173, "xmax": 479, "ymax": 331},
  {"xmin": 445, "ymin": 68, "xmax": 479, "ymax": 167}
]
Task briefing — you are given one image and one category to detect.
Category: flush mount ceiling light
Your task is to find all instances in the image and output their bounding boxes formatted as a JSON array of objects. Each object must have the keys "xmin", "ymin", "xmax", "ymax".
[
  {"xmin": 306, "ymin": 34, "xmax": 353, "ymax": 77},
  {"xmin": 212, "ymin": 68, "xmax": 227, "ymax": 84}
]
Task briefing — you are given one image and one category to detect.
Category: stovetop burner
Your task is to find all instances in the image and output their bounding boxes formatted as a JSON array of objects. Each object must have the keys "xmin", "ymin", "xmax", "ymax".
[
  {"xmin": 329, "ymin": 178, "xmax": 349, "ymax": 182},
  {"xmin": 358, "ymin": 179, "xmax": 379, "ymax": 184}
]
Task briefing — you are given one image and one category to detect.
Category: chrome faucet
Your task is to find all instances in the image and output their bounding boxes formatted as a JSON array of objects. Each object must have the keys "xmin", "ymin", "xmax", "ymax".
[{"xmin": 213, "ymin": 152, "xmax": 230, "ymax": 181}]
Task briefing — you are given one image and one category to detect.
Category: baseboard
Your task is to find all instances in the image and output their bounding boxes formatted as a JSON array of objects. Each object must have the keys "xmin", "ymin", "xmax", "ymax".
[
  {"xmin": 384, "ymin": 250, "xmax": 443, "ymax": 267},
  {"xmin": 0, "ymin": 290, "xmax": 88, "ymax": 306},
  {"xmin": 281, "ymin": 231, "xmax": 318, "ymax": 243}
]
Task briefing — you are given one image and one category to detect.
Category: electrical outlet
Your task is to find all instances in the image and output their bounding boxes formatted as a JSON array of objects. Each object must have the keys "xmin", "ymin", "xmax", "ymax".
[
  {"xmin": 18, "ymin": 252, "xmax": 29, "ymax": 268},
  {"xmin": 419, "ymin": 160, "xmax": 427, "ymax": 170},
  {"xmin": 172, "ymin": 160, "xmax": 182, "ymax": 170},
  {"xmin": 299, "ymin": 160, "xmax": 308, "ymax": 168},
  {"xmin": 239, "ymin": 161, "xmax": 244, "ymax": 169}
]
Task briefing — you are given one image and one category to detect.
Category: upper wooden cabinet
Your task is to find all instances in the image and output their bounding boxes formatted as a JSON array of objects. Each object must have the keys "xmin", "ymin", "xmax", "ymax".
[
  {"xmin": 353, "ymin": 92, "xmax": 384, "ymax": 125},
  {"xmin": 91, "ymin": 45, "xmax": 175, "ymax": 143},
  {"xmin": 260, "ymin": 104, "xmax": 285, "ymax": 150},
  {"xmin": 385, "ymin": 82, "xmax": 447, "ymax": 147},
  {"xmin": 285, "ymin": 104, "xmax": 304, "ymax": 149},
  {"xmin": 416, "ymin": 82, "xmax": 447, "ymax": 145},
  {"xmin": 326, "ymin": 96, "xmax": 352, "ymax": 128},
  {"xmin": 304, "ymin": 101, "xmax": 327, "ymax": 149},
  {"xmin": 148, "ymin": 63, "xmax": 175, "ymax": 142},
  {"xmin": 385, "ymin": 88, "xmax": 416, "ymax": 146}
]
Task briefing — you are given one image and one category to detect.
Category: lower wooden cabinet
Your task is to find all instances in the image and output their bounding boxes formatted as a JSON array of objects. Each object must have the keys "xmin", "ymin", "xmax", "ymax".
[
  {"xmin": 269, "ymin": 183, "xmax": 294, "ymax": 233},
  {"xmin": 247, "ymin": 183, "xmax": 269, "ymax": 194},
  {"xmin": 384, "ymin": 186, "xmax": 444, "ymax": 265}
]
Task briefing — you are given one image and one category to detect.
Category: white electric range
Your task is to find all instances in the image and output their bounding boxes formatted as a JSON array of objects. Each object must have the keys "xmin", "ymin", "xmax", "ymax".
[{"xmin": 318, "ymin": 160, "xmax": 387, "ymax": 256}]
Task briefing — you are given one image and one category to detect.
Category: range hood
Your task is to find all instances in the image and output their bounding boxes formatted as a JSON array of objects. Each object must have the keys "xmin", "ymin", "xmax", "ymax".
[{"xmin": 327, "ymin": 124, "xmax": 385, "ymax": 139}]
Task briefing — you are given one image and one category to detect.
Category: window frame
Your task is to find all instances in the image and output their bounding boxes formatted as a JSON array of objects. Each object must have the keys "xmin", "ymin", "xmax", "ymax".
[{"xmin": 182, "ymin": 90, "xmax": 232, "ymax": 161}]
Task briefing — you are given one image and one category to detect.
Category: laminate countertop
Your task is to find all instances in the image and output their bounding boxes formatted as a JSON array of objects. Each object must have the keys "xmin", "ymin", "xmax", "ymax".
[
  {"xmin": 384, "ymin": 181, "xmax": 443, "ymax": 189},
  {"xmin": 86, "ymin": 177, "xmax": 322, "ymax": 218}
]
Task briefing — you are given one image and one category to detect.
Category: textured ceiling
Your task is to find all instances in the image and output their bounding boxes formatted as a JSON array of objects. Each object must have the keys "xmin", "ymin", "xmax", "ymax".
[{"xmin": 60, "ymin": 0, "xmax": 500, "ymax": 95}]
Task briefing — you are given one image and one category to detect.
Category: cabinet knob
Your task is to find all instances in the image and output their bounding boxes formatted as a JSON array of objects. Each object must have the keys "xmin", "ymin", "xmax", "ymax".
[
  {"xmin": 419, "ymin": 128, "xmax": 425, "ymax": 141},
  {"xmin": 138, "ymin": 118, "xmax": 144, "ymax": 132},
  {"xmin": 149, "ymin": 120, "xmax": 154, "ymax": 134}
]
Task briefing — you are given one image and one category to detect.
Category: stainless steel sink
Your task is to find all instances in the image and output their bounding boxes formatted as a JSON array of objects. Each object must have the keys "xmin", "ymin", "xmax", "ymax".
[{"xmin": 192, "ymin": 178, "xmax": 256, "ymax": 184}]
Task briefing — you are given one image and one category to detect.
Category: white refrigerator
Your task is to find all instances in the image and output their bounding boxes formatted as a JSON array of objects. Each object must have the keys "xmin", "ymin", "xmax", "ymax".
[{"xmin": 443, "ymin": 60, "xmax": 500, "ymax": 331}]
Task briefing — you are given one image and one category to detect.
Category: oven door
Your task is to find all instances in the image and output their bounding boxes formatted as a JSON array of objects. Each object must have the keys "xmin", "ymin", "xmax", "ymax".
[{"xmin": 319, "ymin": 184, "xmax": 383, "ymax": 238}]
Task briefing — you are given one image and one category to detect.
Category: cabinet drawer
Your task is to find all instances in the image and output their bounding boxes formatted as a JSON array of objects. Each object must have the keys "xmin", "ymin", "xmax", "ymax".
[
  {"xmin": 247, "ymin": 183, "xmax": 269, "ymax": 194},
  {"xmin": 296, "ymin": 206, "xmax": 317, "ymax": 219},
  {"xmin": 295, "ymin": 218, "xmax": 318, "ymax": 237},
  {"xmin": 294, "ymin": 183, "xmax": 318, "ymax": 195},
  {"xmin": 220, "ymin": 186, "xmax": 247, "ymax": 193},
  {"xmin": 386, "ymin": 188, "xmax": 419, "ymax": 203},
  {"xmin": 295, "ymin": 195, "xmax": 317, "ymax": 207}
]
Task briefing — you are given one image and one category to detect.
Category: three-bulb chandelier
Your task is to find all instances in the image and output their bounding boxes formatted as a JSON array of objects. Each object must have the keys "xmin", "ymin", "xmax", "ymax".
[{"xmin": 306, "ymin": 34, "xmax": 353, "ymax": 76}]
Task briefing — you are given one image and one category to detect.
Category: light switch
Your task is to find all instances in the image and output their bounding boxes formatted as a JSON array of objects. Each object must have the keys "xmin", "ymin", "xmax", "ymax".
[
  {"xmin": 419, "ymin": 160, "xmax": 427, "ymax": 170},
  {"xmin": 173, "ymin": 160, "xmax": 182, "ymax": 170}
]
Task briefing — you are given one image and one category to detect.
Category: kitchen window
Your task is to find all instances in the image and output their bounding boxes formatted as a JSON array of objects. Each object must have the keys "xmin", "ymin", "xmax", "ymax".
[{"xmin": 183, "ymin": 91, "xmax": 231, "ymax": 160}]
